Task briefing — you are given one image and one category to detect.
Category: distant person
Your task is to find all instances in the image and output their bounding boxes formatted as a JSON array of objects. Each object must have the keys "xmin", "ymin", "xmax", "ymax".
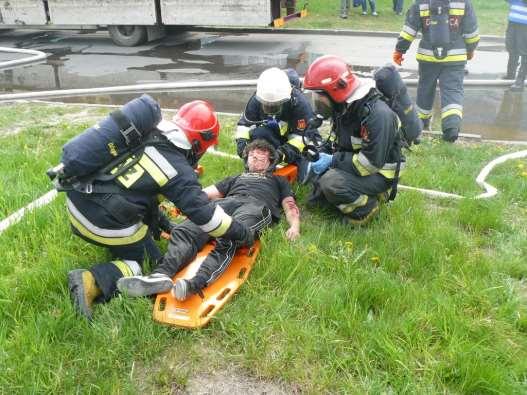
[
  {"xmin": 393, "ymin": 0, "xmax": 480, "ymax": 142},
  {"xmin": 285, "ymin": 0, "xmax": 296, "ymax": 15},
  {"xmin": 393, "ymin": 0, "xmax": 404, "ymax": 15},
  {"xmin": 361, "ymin": 0, "xmax": 378, "ymax": 16},
  {"xmin": 505, "ymin": 0, "xmax": 527, "ymax": 91},
  {"xmin": 341, "ymin": 0, "xmax": 364, "ymax": 19},
  {"xmin": 340, "ymin": 0, "xmax": 351, "ymax": 18}
]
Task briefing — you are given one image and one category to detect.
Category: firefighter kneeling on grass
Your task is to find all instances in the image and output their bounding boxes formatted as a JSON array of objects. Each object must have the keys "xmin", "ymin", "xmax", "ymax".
[
  {"xmin": 54, "ymin": 96, "xmax": 253, "ymax": 320},
  {"xmin": 302, "ymin": 55, "xmax": 405, "ymax": 225}
]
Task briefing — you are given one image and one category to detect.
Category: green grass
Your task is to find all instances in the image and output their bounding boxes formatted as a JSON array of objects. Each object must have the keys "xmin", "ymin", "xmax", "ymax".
[
  {"xmin": 1, "ymin": 102, "xmax": 527, "ymax": 393},
  {"xmin": 287, "ymin": 0, "xmax": 508, "ymax": 36}
]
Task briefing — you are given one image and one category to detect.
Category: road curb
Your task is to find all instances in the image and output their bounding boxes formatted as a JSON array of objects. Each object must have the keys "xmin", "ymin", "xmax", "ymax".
[{"xmin": 188, "ymin": 26, "xmax": 504, "ymax": 43}]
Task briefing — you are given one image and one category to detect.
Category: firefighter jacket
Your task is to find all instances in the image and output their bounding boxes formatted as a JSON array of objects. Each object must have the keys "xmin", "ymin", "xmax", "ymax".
[
  {"xmin": 509, "ymin": 0, "xmax": 527, "ymax": 25},
  {"xmin": 236, "ymin": 87, "xmax": 315, "ymax": 156},
  {"xmin": 396, "ymin": 0, "xmax": 480, "ymax": 64},
  {"xmin": 331, "ymin": 90, "xmax": 404, "ymax": 180},
  {"xmin": 66, "ymin": 140, "xmax": 232, "ymax": 247}
]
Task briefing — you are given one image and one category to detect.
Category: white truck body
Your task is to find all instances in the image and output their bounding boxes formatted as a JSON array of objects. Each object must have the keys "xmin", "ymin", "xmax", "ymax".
[{"xmin": 0, "ymin": 0, "xmax": 279, "ymax": 45}]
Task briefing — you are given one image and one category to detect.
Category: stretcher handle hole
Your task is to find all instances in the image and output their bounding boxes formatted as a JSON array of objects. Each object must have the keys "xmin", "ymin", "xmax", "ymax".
[
  {"xmin": 217, "ymin": 288, "xmax": 231, "ymax": 301},
  {"xmin": 238, "ymin": 267, "xmax": 247, "ymax": 279},
  {"xmin": 158, "ymin": 297, "xmax": 167, "ymax": 312},
  {"xmin": 247, "ymin": 247, "xmax": 255, "ymax": 257},
  {"xmin": 200, "ymin": 304, "xmax": 215, "ymax": 318}
]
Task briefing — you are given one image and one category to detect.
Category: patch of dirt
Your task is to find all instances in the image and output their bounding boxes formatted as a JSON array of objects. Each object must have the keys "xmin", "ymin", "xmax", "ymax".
[
  {"xmin": 182, "ymin": 367, "xmax": 292, "ymax": 395},
  {"xmin": 134, "ymin": 339, "xmax": 299, "ymax": 395}
]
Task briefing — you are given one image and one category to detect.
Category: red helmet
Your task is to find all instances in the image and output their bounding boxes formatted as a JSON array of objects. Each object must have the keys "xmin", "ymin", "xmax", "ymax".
[
  {"xmin": 173, "ymin": 100, "xmax": 219, "ymax": 157},
  {"xmin": 303, "ymin": 55, "xmax": 360, "ymax": 103}
]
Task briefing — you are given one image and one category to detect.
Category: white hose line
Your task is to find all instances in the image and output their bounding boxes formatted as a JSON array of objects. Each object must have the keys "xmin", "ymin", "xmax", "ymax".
[
  {"xmin": 0, "ymin": 79, "xmax": 520, "ymax": 103},
  {"xmin": 0, "ymin": 46, "xmax": 48, "ymax": 71},
  {"xmin": 0, "ymin": 80, "xmax": 259, "ymax": 102},
  {"xmin": 1, "ymin": 145, "xmax": 526, "ymax": 236},
  {"xmin": 0, "ymin": 190, "xmax": 57, "ymax": 235},
  {"xmin": 475, "ymin": 149, "xmax": 527, "ymax": 199}
]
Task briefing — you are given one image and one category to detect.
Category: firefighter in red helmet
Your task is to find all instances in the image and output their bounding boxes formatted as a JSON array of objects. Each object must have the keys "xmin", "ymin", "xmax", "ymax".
[
  {"xmin": 66, "ymin": 99, "xmax": 253, "ymax": 320},
  {"xmin": 303, "ymin": 55, "xmax": 405, "ymax": 225}
]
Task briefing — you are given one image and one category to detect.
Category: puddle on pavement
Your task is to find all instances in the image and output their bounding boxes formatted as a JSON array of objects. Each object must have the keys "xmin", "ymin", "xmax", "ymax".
[{"xmin": 0, "ymin": 30, "xmax": 525, "ymax": 140}]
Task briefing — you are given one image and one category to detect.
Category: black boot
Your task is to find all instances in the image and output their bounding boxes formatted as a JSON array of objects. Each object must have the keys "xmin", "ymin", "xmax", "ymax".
[
  {"xmin": 442, "ymin": 127, "xmax": 459, "ymax": 143},
  {"xmin": 510, "ymin": 57, "xmax": 526, "ymax": 92}
]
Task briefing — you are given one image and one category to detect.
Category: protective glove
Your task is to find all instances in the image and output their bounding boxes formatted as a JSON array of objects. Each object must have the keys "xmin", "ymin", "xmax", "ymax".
[
  {"xmin": 222, "ymin": 218, "xmax": 255, "ymax": 247},
  {"xmin": 467, "ymin": 51, "xmax": 474, "ymax": 60},
  {"xmin": 236, "ymin": 138, "xmax": 248, "ymax": 158},
  {"xmin": 275, "ymin": 146, "xmax": 287, "ymax": 164},
  {"xmin": 393, "ymin": 51, "xmax": 404, "ymax": 66},
  {"xmin": 264, "ymin": 117, "xmax": 280, "ymax": 134},
  {"xmin": 311, "ymin": 152, "xmax": 333, "ymax": 175}
]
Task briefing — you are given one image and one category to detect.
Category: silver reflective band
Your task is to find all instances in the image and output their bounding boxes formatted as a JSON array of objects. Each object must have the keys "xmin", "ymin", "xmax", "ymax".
[
  {"xmin": 449, "ymin": 2, "xmax": 466, "ymax": 9},
  {"xmin": 144, "ymin": 146, "xmax": 178, "ymax": 179},
  {"xmin": 442, "ymin": 103, "xmax": 463, "ymax": 112},
  {"xmin": 358, "ymin": 152, "xmax": 380, "ymax": 174},
  {"xmin": 123, "ymin": 260, "xmax": 142, "ymax": 276},
  {"xmin": 200, "ymin": 205, "xmax": 227, "ymax": 233},
  {"xmin": 403, "ymin": 25, "xmax": 417, "ymax": 36},
  {"xmin": 418, "ymin": 48, "xmax": 467, "ymax": 56},
  {"xmin": 67, "ymin": 198, "xmax": 144, "ymax": 238}
]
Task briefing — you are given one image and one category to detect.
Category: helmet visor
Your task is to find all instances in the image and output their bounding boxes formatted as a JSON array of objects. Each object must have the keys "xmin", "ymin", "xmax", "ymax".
[{"xmin": 261, "ymin": 102, "xmax": 283, "ymax": 116}]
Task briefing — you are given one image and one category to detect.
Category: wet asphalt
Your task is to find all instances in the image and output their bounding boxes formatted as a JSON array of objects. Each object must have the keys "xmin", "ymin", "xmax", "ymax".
[{"xmin": 0, "ymin": 28, "xmax": 525, "ymax": 140}]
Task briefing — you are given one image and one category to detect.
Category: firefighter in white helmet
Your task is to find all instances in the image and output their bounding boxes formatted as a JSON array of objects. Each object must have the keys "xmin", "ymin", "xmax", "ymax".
[{"xmin": 235, "ymin": 67, "xmax": 319, "ymax": 171}]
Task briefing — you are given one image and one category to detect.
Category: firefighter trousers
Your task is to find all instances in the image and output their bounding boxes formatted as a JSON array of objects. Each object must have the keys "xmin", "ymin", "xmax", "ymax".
[
  {"xmin": 416, "ymin": 62, "xmax": 465, "ymax": 136},
  {"xmin": 314, "ymin": 168, "xmax": 392, "ymax": 216},
  {"xmin": 88, "ymin": 232, "xmax": 162, "ymax": 302},
  {"xmin": 154, "ymin": 196, "xmax": 272, "ymax": 291}
]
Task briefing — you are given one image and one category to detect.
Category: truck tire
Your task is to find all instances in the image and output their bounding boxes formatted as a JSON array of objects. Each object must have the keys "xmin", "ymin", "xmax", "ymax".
[{"xmin": 108, "ymin": 25, "xmax": 147, "ymax": 46}]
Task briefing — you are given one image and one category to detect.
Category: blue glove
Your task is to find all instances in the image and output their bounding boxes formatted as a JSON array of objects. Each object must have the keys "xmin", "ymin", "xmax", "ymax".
[
  {"xmin": 265, "ymin": 117, "xmax": 280, "ymax": 134},
  {"xmin": 311, "ymin": 153, "xmax": 333, "ymax": 175}
]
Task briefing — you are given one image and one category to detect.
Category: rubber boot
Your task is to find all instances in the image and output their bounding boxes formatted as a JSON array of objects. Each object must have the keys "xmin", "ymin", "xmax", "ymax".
[
  {"xmin": 68, "ymin": 269, "xmax": 102, "ymax": 320},
  {"xmin": 510, "ymin": 57, "xmax": 526, "ymax": 92},
  {"xmin": 343, "ymin": 196, "xmax": 380, "ymax": 226},
  {"xmin": 442, "ymin": 127, "xmax": 459, "ymax": 143}
]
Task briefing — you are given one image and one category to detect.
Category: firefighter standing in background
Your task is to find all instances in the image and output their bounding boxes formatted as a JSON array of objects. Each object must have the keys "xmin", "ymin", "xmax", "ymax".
[
  {"xmin": 66, "ymin": 100, "xmax": 253, "ymax": 320},
  {"xmin": 235, "ymin": 67, "xmax": 317, "ymax": 171},
  {"xmin": 393, "ymin": 0, "xmax": 480, "ymax": 142},
  {"xmin": 302, "ymin": 55, "xmax": 404, "ymax": 225},
  {"xmin": 505, "ymin": 0, "xmax": 527, "ymax": 92}
]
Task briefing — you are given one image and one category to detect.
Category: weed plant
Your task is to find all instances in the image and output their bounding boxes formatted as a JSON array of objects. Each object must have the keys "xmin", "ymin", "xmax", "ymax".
[{"xmin": 0, "ymin": 103, "xmax": 526, "ymax": 393}]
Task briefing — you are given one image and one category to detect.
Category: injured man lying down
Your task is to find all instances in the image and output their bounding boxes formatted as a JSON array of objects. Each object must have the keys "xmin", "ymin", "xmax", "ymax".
[{"xmin": 117, "ymin": 139, "xmax": 301, "ymax": 301}]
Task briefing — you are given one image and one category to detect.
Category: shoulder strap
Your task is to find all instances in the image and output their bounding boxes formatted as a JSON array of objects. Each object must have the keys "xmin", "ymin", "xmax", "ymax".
[
  {"xmin": 56, "ymin": 132, "xmax": 169, "ymax": 194},
  {"xmin": 110, "ymin": 109, "xmax": 146, "ymax": 148}
]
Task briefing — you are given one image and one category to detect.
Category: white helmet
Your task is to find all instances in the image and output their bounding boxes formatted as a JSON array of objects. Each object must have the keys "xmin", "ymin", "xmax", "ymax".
[{"xmin": 255, "ymin": 68, "xmax": 292, "ymax": 115}]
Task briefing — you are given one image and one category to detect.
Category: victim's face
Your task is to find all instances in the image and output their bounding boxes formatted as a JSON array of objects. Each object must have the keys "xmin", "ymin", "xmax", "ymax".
[{"xmin": 247, "ymin": 148, "xmax": 271, "ymax": 173}]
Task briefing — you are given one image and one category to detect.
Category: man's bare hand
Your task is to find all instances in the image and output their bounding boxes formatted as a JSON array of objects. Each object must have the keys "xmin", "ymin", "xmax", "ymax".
[{"xmin": 285, "ymin": 226, "xmax": 300, "ymax": 241}]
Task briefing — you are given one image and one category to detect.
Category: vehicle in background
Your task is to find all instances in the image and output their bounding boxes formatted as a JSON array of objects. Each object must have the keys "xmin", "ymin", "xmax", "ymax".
[{"xmin": 0, "ymin": 0, "xmax": 306, "ymax": 46}]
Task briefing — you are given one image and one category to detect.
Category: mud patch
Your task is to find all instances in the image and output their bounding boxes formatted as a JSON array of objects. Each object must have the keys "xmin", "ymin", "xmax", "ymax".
[
  {"xmin": 184, "ymin": 366, "xmax": 291, "ymax": 395},
  {"xmin": 133, "ymin": 340, "xmax": 298, "ymax": 395}
]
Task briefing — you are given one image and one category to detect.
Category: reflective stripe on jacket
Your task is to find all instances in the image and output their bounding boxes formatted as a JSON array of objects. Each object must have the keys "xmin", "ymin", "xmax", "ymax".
[{"xmin": 396, "ymin": 0, "xmax": 480, "ymax": 64}]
